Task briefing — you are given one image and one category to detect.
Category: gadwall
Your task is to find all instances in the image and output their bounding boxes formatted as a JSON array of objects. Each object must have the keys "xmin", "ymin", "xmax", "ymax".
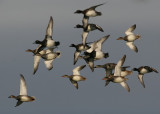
[
  {"xmin": 117, "ymin": 24, "xmax": 141, "ymax": 53},
  {"xmin": 8, "ymin": 74, "xmax": 35, "ymax": 107}
]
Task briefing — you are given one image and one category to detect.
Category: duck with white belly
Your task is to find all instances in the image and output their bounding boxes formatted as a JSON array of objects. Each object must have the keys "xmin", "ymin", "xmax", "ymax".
[
  {"xmin": 61, "ymin": 65, "xmax": 86, "ymax": 89},
  {"xmin": 132, "ymin": 66, "xmax": 158, "ymax": 88}
]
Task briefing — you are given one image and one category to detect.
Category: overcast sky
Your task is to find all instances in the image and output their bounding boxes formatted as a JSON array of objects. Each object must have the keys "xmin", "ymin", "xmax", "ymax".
[{"xmin": 0, "ymin": 0, "xmax": 160, "ymax": 114}]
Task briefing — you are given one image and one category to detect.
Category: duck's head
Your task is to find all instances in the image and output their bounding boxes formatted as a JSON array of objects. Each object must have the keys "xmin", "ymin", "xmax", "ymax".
[
  {"xmin": 117, "ymin": 37, "xmax": 124, "ymax": 40},
  {"xmin": 33, "ymin": 40, "xmax": 41, "ymax": 44},
  {"xmin": 74, "ymin": 24, "xmax": 83, "ymax": 28},
  {"xmin": 8, "ymin": 95, "xmax": 16, "ymax": 99},
  {"xmin": 69, "ymin": 44, "xmax": 76, "ymax": 47},
  {"xmin": 61, "ymin": 75, "xmax": 70, "ymax": 78},
  {"xmin": 74, "ymin": 10, "xmax": 83, "ymax": 14},
  {"xmin": 132, "ymin": 68, "xmax": 138, "ymax": 71},
  {"xmin": 25, "ymin": 49, "xmax": 36, "ymax": 55}
]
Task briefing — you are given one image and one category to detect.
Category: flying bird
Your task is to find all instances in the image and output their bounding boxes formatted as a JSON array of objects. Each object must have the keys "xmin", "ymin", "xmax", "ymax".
[
  {"xmin": 8, "ymin": 74, "xmax": 35, "ymax": 107},
  {"xmin": 69, "ymin": 43, "xmax": 91, "ymax": 65},
  {"xmin": 61, "ymin": 65, "xmax": 86, "ymax": 89},
  {"xmin": 79, "ymin": 35, "xmax": 110, "ymax": 72},
  {"xmin": 33, "ymin": 16, "xmax": 60, "ymax": 54},
  {"xmin": 102, "ymin": 55, "xmax": 130, "ymax": 92},
  {"xmin": 85, "ymin": 35, "xmax": 109, "ymax": 60},
  {"xmin": 75, "ymin": 23, "xmax": 104, "ymax": 46},
  {"xmin": 26, "ymin": 47, "xmax": 61, "ymax": 74},
  {"xmin": 95, "ymin": 63, "xmax": 132, "ymax": 77},
  {"xmin": 132, "ymin": 66, "xmax": 158, "ymax": 88},
  {"xmin": 74, "ymin": 3, "xmax": 106, "ymax": 17},
  {"xmin": 117, "ymin": 24, "xmax": 141, "ymax": 53}
]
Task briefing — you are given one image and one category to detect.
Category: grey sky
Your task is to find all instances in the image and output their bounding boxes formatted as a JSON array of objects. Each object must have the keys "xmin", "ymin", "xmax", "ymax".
[{"xmin": 0, "ymin": 0, "xmax": 160, "ymax": 113}]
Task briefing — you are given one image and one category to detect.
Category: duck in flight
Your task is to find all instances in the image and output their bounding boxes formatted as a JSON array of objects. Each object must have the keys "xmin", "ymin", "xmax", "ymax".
[
  {"xmin": 102, "ymin": 55, "xmax": 130, "ymax": 92},
  {"xmin": 132, "ymin": 66, "xmax": 158, "ymax": 88},
  {"xmin": 33, "ymin": 16, "xmax": 60, "ymax": 54},
  {"xmin": 8, "ymin": 74, "xmax": 35, "ymax": 107},
  {"xmin": 26, "ymin": 47, "xmax": 61, "ymax": 74},
  {"xmin": 74, "ymin": 3, "xmax": 106, "ymax": 17},
  {"xmin": 61, "ymin": 65, "xmax": 86, "ymax": 89},
  {"xmin": 117, "ymin": 24, "xmax": 141, "ymax": 53}
]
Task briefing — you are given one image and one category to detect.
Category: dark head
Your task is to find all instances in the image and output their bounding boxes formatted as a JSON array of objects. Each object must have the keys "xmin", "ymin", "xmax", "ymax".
[
  {"xmin": 74, "ymin": 10, "xmax": 83, "ymax": 14},
  {"xmin": 33, "ymin": 40, "xmax": 42, "ymax": 44},
  {"xmin": 132, "ymin": 68, "xmax": 138, "ymax": 71},
  {"xmin": 104, "ymin": 53, "xmax": 109, "ymax": 58},
  {"xmin": 74, "ymin": 24, "xmax": 83, "ymax": 28},
  {"xmin": 69, "ymin": 44, "xmax": 76, "ymax": 47},
  {"xmin": 55, "ymin": 41, "xmax": 60, "ymax": 46}
]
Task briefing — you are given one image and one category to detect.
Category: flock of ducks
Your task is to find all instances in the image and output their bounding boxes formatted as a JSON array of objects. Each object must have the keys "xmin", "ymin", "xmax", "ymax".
[{"xmin": 8, "ymin": 3, "xmax": 159, "ymax": 107}]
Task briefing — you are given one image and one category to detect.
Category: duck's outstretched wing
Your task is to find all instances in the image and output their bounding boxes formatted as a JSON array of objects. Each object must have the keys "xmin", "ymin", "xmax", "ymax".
[
  {"xmin": 20, "ymin": 74, "xmax": 27, "ymax": 95},
  {"xmin": 95, "ymin": 35, "xmax": 110, "ymax": 51},
  {"xmin": 73, "ymin": 65, "xmax": 86, "ymax": 75},
  {"xmin": 33, "ymin": 55, "xmax": 41, "ymax": 74},
  {"xmin": 15, "ymin": 101, "xmax": 23, "ymax": 107},
  {"xmin": 46, "ymin": 16, "xmax": 53, "ymax": 38},
  {"xmin": 70, "ymin": 79, "xmax": 78, "ymax": 89},
  {"xmin": 73, "ymin": 51, "xmax": 81, "ymax": 65},
  {"xmin": 44, "ymin": 59, "xmax": 54, "ymax": 70},
  {"xmin": 105, "ymin": 80, "xmax": 110, "ymax": 87},
  {"xmin": 88, "ymin": 2, "xmax": 106, "ymax": 10},
  {"xmin": 120, "ymin": 82, "xmax": 130, "ymax": 92},
  {"xmin": 138, "ymin": 74, "xmax": 145, "ymax": 88},
  {"xmin": 114, "ymin": 55, "xmax": 126, "ymax": 76},
  {"xmin": 82, "ymin": 16, "xmax": 89, "ymax": 28},
  {"xmin": 126, "ymin": 42, "xmax": 138, "ymax": 53},
  {"xmin": 125, "ymin": 24, "xmax": 136, "ymax": 35},
  {"xmin": 82, "ymin": 31, "xmax": 89, "ymax": 46}
]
